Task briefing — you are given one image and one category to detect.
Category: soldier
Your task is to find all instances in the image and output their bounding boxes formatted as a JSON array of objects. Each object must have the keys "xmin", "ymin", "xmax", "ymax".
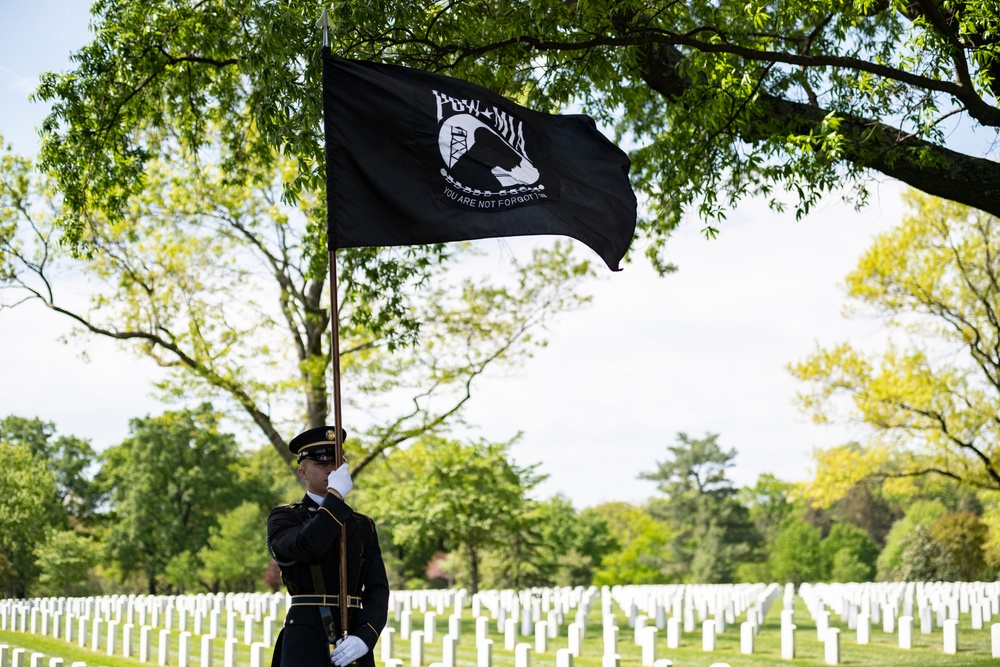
[{"xmin": 268, "ymin": 426, "xmax": 390, "ymax": 667}]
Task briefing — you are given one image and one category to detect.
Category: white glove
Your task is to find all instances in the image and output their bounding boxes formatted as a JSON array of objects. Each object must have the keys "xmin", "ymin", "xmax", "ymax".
[
  {"xmin": 327, "ymin": 463, "xmax": 353, "ymax": 499},
  {"xmin": 331, "ymin": 635, "xmax": 368, "ymax": 666}
]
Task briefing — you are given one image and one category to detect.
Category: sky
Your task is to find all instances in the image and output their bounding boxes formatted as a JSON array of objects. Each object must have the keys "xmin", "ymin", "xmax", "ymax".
[{"xmin": 0, "ymin": 1, "xmax": 906, "ymax": 508}]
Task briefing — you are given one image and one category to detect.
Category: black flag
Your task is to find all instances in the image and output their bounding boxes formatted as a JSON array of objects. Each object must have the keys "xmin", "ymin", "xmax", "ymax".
[{"xmin": 322, "ymin": 52, "xmax": 637, "ymax": 271}]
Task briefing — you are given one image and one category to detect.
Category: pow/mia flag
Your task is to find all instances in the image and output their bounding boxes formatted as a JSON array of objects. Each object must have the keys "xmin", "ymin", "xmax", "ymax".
[{"xmin": 322, "ymin": 52, "xmax": 637, "ymax": 271}]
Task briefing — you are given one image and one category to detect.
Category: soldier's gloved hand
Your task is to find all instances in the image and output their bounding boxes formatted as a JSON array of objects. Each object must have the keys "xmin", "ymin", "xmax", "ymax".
[
  {"xmin": 327, "ymin": 463, "xmax": 353, "ymax": 499},
  {"xmin": 331, "ymin": 635, "xmax": 368, "ymax": 666}
]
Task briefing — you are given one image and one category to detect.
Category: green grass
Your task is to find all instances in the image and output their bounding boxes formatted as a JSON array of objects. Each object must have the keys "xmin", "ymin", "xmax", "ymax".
[{"xmin": 3, "ymin": 596, "xmax": 999, "ymax": 667}]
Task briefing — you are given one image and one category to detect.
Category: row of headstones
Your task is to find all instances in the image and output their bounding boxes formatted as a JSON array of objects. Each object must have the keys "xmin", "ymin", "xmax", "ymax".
[
  {"xmin": 800, "ymin": 581, "xmax": 1000, "ymax": 632},
  {"xmin": 392, "ymin": 584, "xmax": 778, "ymax": 638},
  {"xmin": 1, "ymin": 594, "xmax": 284, "ymax": 626},
  {"xmin": 378, "ymin": 633, "xmax": 739, "ymax": 667},
  {"xmin": 0, "ymin": 642, "xmax": 268, "ymax": 667},
  {"xmin": 381, "ymin": 584, "xmax": 785, "ymax": 666},
  {"xmin": 777, "ymin": 584, "xmax": 1000, "ymax": 664},
  {"xmin": 0, "ymin": 615, "xmax": 270, "ymax": 667},
  {"xmin": 0, "ymin": 607, "xmax": 278, "ymax": 650}
]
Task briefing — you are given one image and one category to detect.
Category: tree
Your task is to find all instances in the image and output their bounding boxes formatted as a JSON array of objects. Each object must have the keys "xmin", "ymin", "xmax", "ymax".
[
  {"xmin": 1, "ymin": 144, "xmax": 594, "ymax": 469},
  {"xmin": 930, "ymin": 511, "xmax": 988, "ymax": 580},
  {"xmin": 589, "ymin": 502, "xmax": 673, "ymax": 586},
  {"xmin": 0, "ymin": 441, "xmax": 59, "ymax": 597},
  {"xmin": 199, "ymin": 502, "xmax": 272, "ymax": 592},
  {"xmin": 793, "ymin": 192, "xmax": 1000, "ymax": 502},
  {"xmin": 876, "ymin": 499, "xmax": 948, "ymax": 579},
  {"xmin": 824, "ymin": 479, "xmax": 902, "ymax": 549},
  {"xmin": 0, "ymin": 415, "xmax": 101, "ymax": 524},
  {"xmin": 32, "ymin": 0, "xmax": 1000, "ymax": 273},
  {"xmin": 738, "ymin": 473, "xmax": 798, "ymax": 544},
  {"xmin": 33, "ymin": 530, "xmax": 100, "ymax": 597},
  {"xmin": 820, "ymin": 522, "xmax": 879, "ymax": 582},
  {"xmin": 642, "ymin": 432, "xmax": 761, "ymax": 582},
  {"xmin": 891, "ymin": 524, "xmax": 949, "ymax": 582},
  {"xmin": 98, "ymin": 404, "xmax": 247, "ymax": 593},
  {"xmin": 531, "ymin": 495, "xmax": 616, "ymax": 587},
  {"xmin": 358, "ymin": 436, "xmax": 544, "ymax": 593},
  {"xmin": 769, "ymin": 517, "xmax": 826, "ymax": 585}
]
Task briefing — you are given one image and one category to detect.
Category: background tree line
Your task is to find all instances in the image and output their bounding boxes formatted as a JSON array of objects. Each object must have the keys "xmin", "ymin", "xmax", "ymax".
[{"xmin": 6, "ymin": 408, "xmax": 1000, "ymax": 600}]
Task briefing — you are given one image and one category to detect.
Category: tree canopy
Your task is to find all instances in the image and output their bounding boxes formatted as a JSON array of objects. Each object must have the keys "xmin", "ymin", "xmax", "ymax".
[
  {"xmin": 792, "ymin": 192, "xmax": 1000, "ymax": 503},
  {"xmin": 32, "ymin": 0, "xmax": 1000, "ymax": 272}
]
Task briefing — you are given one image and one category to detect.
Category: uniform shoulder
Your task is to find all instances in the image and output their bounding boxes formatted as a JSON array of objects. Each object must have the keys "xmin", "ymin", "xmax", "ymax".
[{"xmin": 268, "ymin": 501, "xmax": 304, "ymax": 517}]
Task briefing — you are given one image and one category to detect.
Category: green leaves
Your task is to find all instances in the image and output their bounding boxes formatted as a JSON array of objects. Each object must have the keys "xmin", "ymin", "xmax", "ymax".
[
  {"xmin": 35, "ymin": 0, "xmax": 1000, "ymax": 269},
  {"xmin": 793, "ymin": 190, "xmax": 1000, "ymax": 502},
  {"xmin": 358, "ymin": 435, "xmax": 544, "ymax": 592}
]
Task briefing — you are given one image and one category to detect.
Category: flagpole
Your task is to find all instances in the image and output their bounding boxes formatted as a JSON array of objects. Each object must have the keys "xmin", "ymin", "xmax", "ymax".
[
  {"xmin": 328, "ymin": 247, "xmax": 349, "ymax": 642},
  {"xmin": 321, "ymin": 4, "xmax": 350, "ymax": 643}
]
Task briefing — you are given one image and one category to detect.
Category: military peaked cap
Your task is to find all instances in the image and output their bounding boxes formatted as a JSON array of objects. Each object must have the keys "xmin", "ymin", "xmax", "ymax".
[{"xmin": 289, "ymin": 426, "xmax": 347, "ymax": 463}]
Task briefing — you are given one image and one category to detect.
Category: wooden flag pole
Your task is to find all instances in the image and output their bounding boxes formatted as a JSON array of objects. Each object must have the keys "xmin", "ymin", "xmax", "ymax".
[
  {"xmin": 328, "ymin": 248, "xmax": 350, "ymax": 640},
  {"xmin": 323, "ymin": 7, "xmax": 351, "ymax": 644}
]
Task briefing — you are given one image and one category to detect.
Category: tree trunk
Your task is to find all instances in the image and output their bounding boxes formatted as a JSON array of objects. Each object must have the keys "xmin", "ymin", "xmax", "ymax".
[{"xmin": 468, "ymin": 543, "xmax": 479, "ymax": 595}]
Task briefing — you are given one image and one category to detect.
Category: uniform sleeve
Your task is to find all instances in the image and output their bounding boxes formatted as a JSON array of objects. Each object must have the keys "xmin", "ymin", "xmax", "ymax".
[
  {"xmin": 354, "ymin": 520, "xmax": 391, "ymax": 650},
  {"xmin": 267, "ymin": 494, "xmax": 353, "ymax": 564}
]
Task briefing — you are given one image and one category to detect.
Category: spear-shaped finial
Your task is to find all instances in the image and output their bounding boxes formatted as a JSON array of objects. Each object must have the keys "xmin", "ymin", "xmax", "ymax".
[{"xmin": 320, "ymin": 6, "xmax": 329, "ymax": 48}]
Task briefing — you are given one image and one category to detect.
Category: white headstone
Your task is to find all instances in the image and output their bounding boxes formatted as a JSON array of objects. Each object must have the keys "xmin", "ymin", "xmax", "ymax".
[
  {"xmin": 740, "ymin": 622, "xmax": 753, "ymax": 655},
  {"xmin": 381, "ymin": 626, "xmax": 396, "ymax": 662},
  {"xmin": 223, "ymin": 638, "xmax": 238, "ymax": 667},
  {"xmin": 602, "ymin": 624, "xmax": 617, "ymax": 656},
  {"xmin": 640, "ymin": 627, "xmax": 657, "ymax": 666},
  {"xmin": 410, "ymin": 630, "xmax": 424, "ymax": 667},
  {"xmin": 943, "ymin": 618, "xmax": 958, "ymax": 655},
  {"xmin": 140, "ymin": 626, "xmax": 153, "ymax": 663},
  {"xmin": 824, "ymin": 627, "xmax": 839, "ymax": 665},
  {"xmin": 179, "ymin": 632, "xmax": 191, "ymax": 667},
  {"xmin": 702, "ymin": 620, "xmax": 715, "ymax": 652},
  {"xmin": 442, "ymin": 634, "xmax": 456, "ymax": 667},
  {"xmin": 504, "ymin": 619, "xmax": 517, "ymax": 651},
  {"xmin": 155, "ymin": 628, "xmax": 169, "ymax": 666},
  {"xmin": 424, "ymin": 612, "xmax": 437, "ymax": 644},
  {"xmin": 780, "ymin": 621, "xmax": 795, "ymax": 660},
  {"xmin": 567, "ymin": 623, "xmax": 582, "ymax": 657},
  {"xmin": 124, "ymin": 623, "xmax": 135, "ymax": 658},
  {"xmin": 919, "ymin": 606, "xmax": 932, "ymax": 634},
  {"xmin": 249, "ymin": 643, "xmax": 265, "ymax": 667},
  {"xmin": 477, "ymin": 639, "xmax": 493, "ymax": 667},
  {"xmin": 200, "ymin": 634, "xmax": 213, "ymax": 667},
  {"xmin": 91, "ymin": 617, "xmax": 103, "ymax": 652},
  {"xmin": 535, "ymin": 621, "xmax": 548, "ymax": 653},
  {"xmin": 107, "ymin": 620, "xmax": 119, "ymax": 656},
  {"xmin": 816, "ymin": 610, "xmax": 828, "ymax": 642},
  {"xmin": 515, "ymin": 643, "xmax": 531, "ymax": 667},
  {"xmin": 400, "ymin": 610, "xmax": 412, "ymax": 641},
  {"xmin": 898, "ymin": 615, "xmax": 913, "ymax": 649},
  {"xmin": 667, "ymin": 616, "xmax": 681, "ymax": 648}
]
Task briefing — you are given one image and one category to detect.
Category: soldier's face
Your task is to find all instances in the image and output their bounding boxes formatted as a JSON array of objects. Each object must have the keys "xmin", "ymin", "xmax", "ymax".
[{"xmin": 298, "ymin": 458, "xmax": 338, "ymax": 495}]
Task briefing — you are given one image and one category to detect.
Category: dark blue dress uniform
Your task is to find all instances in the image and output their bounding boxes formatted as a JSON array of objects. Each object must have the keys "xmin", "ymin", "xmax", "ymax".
[{"xmin": 268, "ymin": 428, "xmax": 390, "ymax": 667}]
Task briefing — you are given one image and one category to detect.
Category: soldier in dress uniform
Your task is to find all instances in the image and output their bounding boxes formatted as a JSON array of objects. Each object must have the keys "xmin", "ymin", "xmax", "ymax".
[{"xmin": 267, "ymin": 426, "xmax": 390, "ymax": 667}]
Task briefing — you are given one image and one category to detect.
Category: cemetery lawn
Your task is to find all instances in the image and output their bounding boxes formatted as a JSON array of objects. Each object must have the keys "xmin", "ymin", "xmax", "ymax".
[{"xmin": 4, "ymin": 597, "xmax": 1000, "ymax": 667}]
